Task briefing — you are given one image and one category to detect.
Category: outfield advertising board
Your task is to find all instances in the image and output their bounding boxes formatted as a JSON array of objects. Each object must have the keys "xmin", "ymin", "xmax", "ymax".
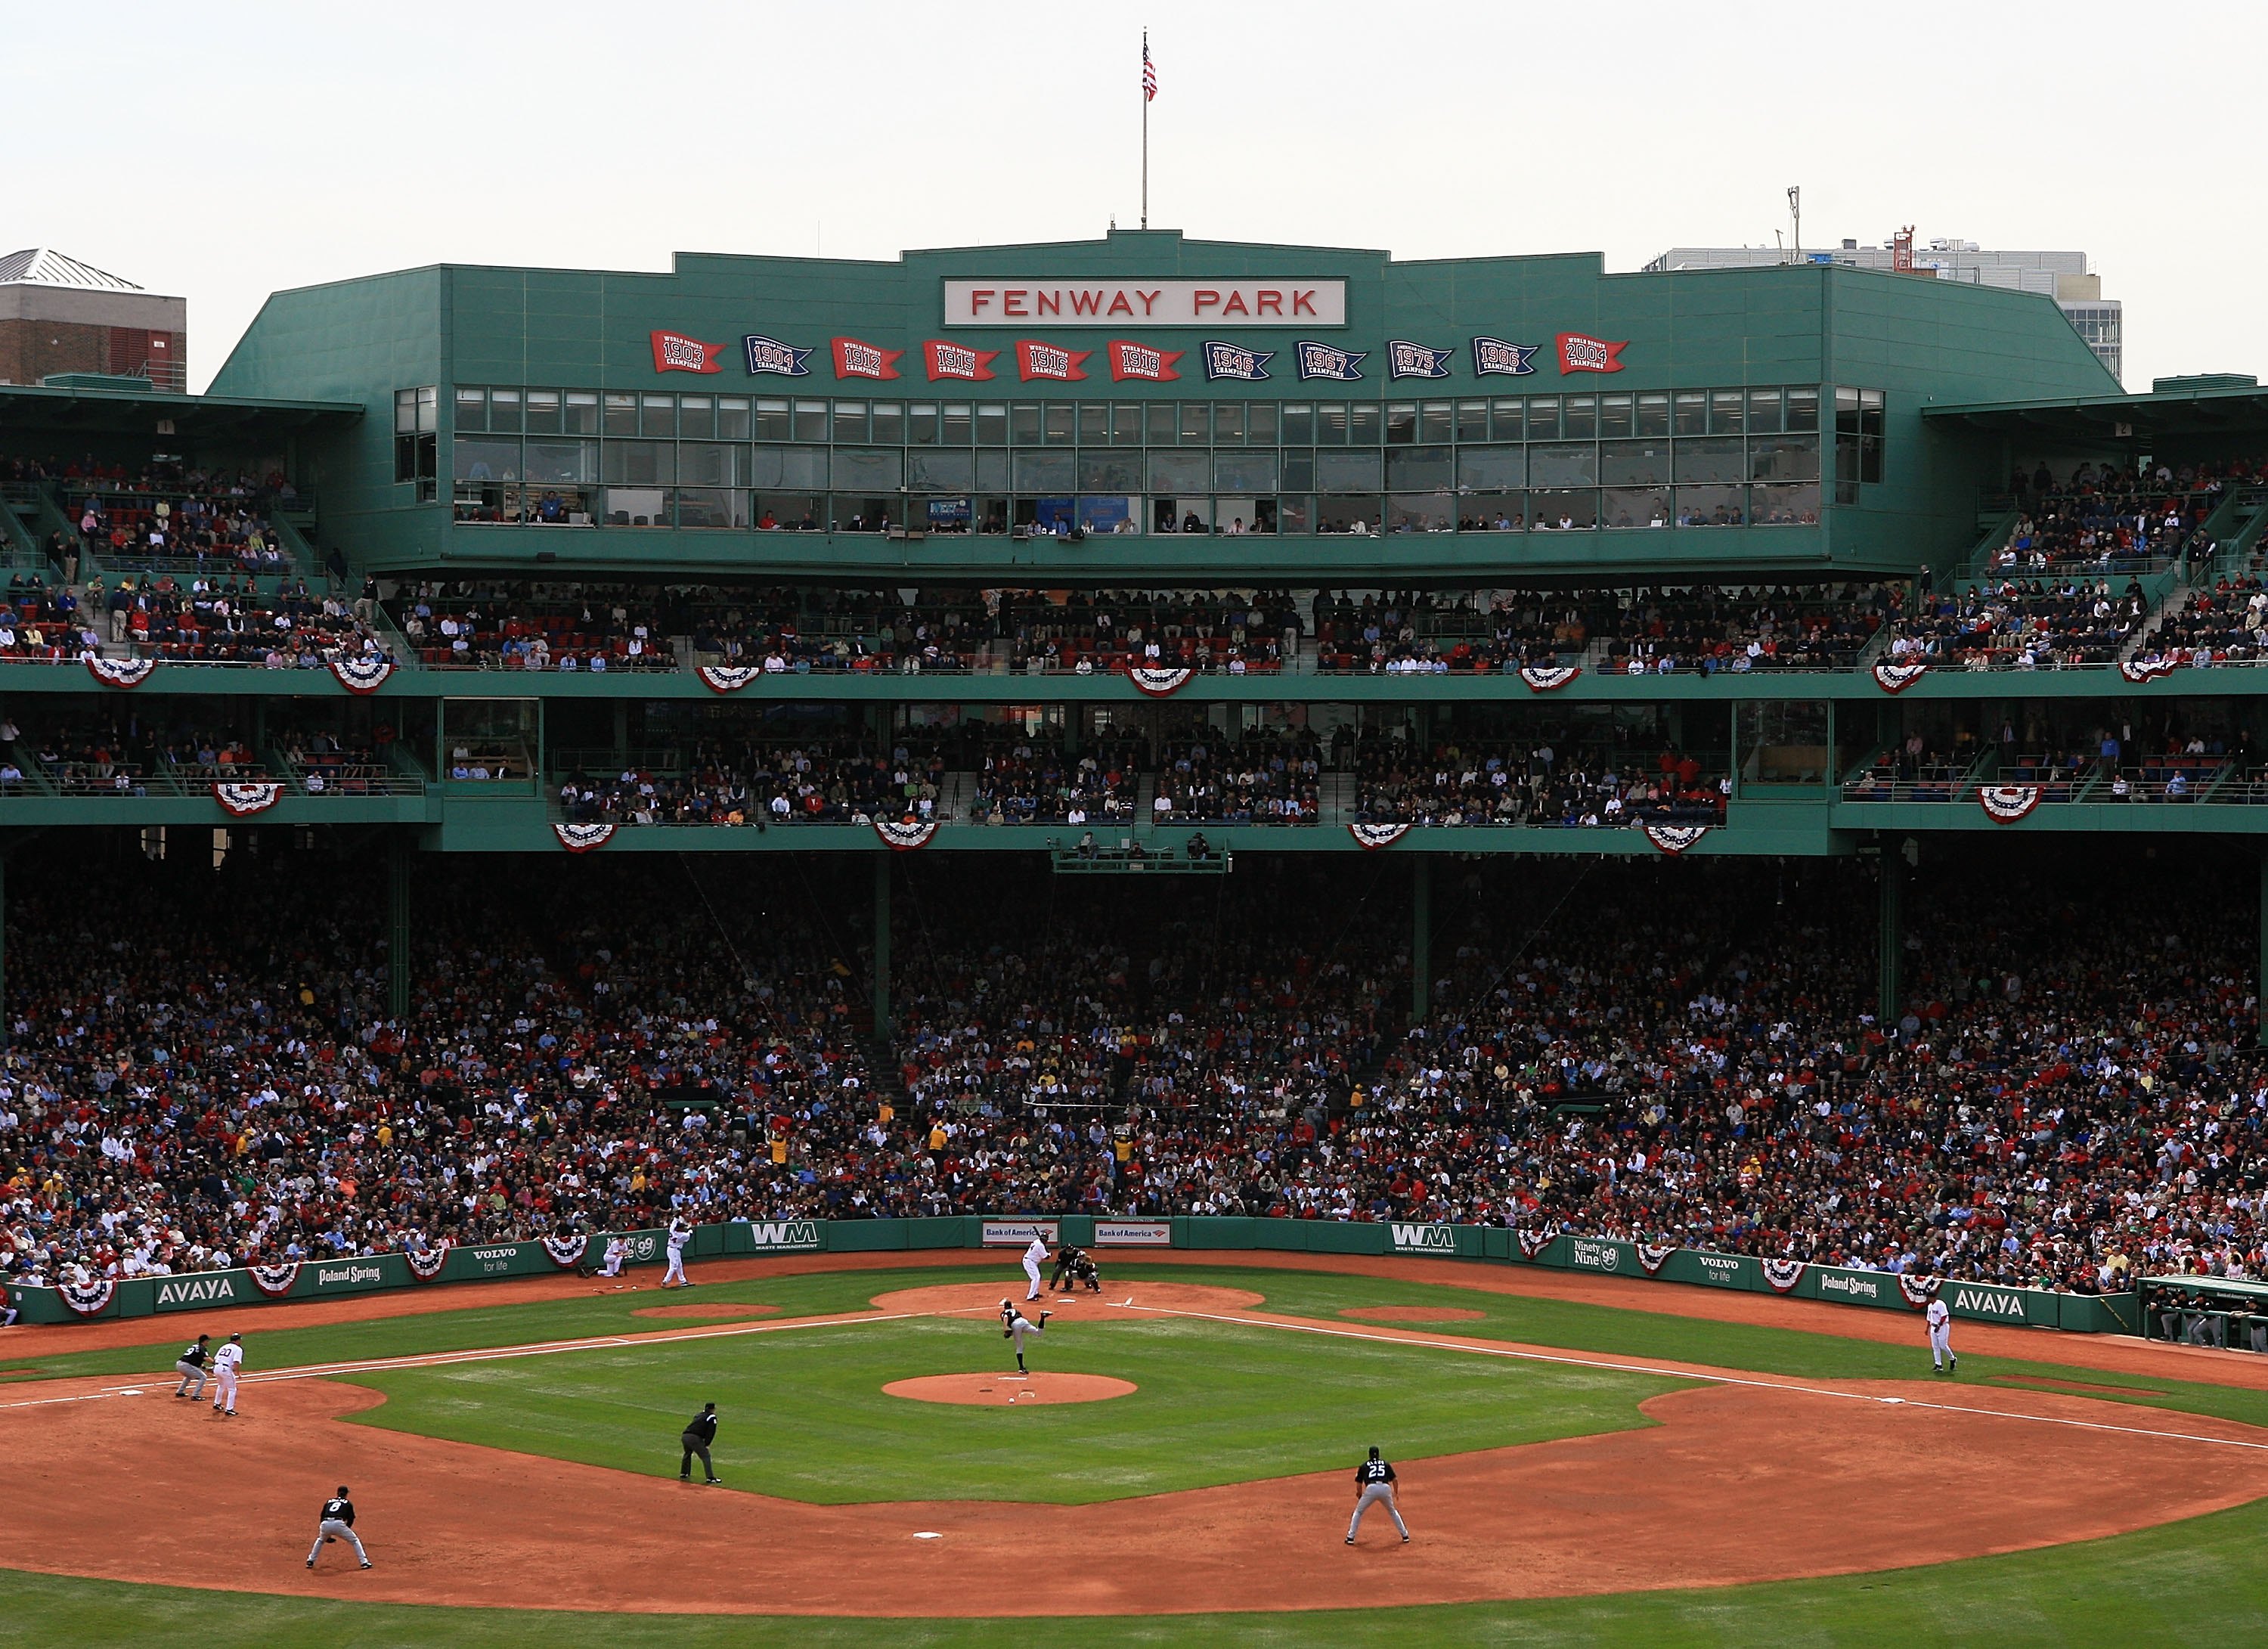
[
  {"xmin": 1092, "ymin": 1220, "xmax": 1172, "ymax": 1248},
  {"xmin": 981, "ymin": 1220, "xmax": 1059, "ymax": 1247},
  {"xmin": 151, "ymin": 1272, "xmax": 248, "ymax": 1313},
  {"xmin": 741, "ymin": 1219, "xmax": 825, "ymax": 1252},
  {"xmin": 1388, "ymin": 1223, "xmax": 1459, "ymax": 1255}
]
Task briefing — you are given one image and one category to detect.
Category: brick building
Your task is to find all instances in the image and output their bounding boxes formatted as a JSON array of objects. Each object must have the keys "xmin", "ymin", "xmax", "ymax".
[{"xmin": 0, "ymin": 247, "xmax": 185, "ymax": 391}]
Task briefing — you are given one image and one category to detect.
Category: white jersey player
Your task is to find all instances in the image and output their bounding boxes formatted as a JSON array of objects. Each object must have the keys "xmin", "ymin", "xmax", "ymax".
[
  {"xmin": 599, "ymin": 1235, "xmax": 628, "ymax": 1278},
  {"xmin": 1926, "ymin": 1294, "xmax": 1957, "ymax": 1375},
  {"xmin": 1021, "ymin": 1235, "xmax": 1047, "ymax": 1300},
  {"xmin": 662, "ymin": 1217, "xmax": 693, "ymax": 1286},
  {"xmin": 211, "ymin": 1331, "xmax": 244, "ymax": 1415}
]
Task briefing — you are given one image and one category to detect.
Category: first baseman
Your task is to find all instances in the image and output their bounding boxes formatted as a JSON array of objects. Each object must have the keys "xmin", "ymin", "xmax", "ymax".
[
  {"xmin": 305, "ymin": 1485, "xmax": 371, "ymax": 1569},
  {"xmin": 663, "ymin": 1217, "xmax": 694, "ymax": 1286},
  {"xmin": 1346, "ymin": 1446, "xmax": 1410, "ymax": 1545},
  {"xmin": 211, "ymin": 1331, "xmax": 244, "ymax": 1416},
  {"xmin": 1021, "ymin": 1235, "xmax": 1047, "ymax": 1300},
  {"xmin": 174, "ymin": 1333, "xmax": 212, "ymax": 1400},
  {"xmin": 999, "ymin": 1299, "xmax": 1052, "ymax": 1373},
  {"xmin": 1926, "ymin": 1291, "xmax": 1957, "ymax": 1375}
]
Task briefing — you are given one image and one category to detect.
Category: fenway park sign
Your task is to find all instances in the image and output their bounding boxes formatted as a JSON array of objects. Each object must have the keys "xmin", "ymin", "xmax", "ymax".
[{"xmin": 943, "ymin": 280, "xmax": 1346, "ymax": 327}]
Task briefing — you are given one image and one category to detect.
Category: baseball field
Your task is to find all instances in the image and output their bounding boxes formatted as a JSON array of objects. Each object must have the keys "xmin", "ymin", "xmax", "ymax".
[{"xmin": 2, "ymin": 1251, "xmax": 2265, "ymax": 1647}]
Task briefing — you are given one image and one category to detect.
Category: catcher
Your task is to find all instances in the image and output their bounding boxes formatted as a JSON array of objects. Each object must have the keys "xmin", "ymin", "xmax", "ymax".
[{"xmin": 1049, "ymin": 1242, "xmax": 1103, "ymax": 1294}]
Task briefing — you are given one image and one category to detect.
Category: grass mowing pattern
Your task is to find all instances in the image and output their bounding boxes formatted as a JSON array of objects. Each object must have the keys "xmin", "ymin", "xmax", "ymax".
[
  {"xmin": 340, "ymin": 1310, "xmax": 1680, "ymax": 1502},
  {"xmin": 2, "ymin": 1493, "xmax": 2266, "ymax": 1646}
]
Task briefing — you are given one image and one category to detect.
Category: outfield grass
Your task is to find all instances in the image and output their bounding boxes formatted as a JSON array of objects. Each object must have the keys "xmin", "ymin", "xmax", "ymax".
[
  {"xmin": 11, "ymin": 1261, "xmax": 2264, "ymax": 1432},
  {"xmin": 339, "ymin": 1310, "xmax": 1683, "ymax": 1502},
  {"xmin": 2, "ymin": 1492, "xmax": 2263, "ymax": 1647}
]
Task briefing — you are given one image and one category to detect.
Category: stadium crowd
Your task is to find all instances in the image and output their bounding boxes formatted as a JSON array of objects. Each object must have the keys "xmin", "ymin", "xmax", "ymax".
[{"xmin": 0, "ymin": 844, "xmax": 2260, "ymax": 1307}]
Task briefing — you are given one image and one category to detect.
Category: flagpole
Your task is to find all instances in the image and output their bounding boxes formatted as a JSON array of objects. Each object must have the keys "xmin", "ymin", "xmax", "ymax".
[{"xmin": 1141, "ymin": 29, "xmax": 1149, "ymax": 230}]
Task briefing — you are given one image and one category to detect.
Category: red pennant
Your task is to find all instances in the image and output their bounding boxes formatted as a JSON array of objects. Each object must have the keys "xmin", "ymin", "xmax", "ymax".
[
  {"xmin": 831, "ymin": 337, "xmax": 903, "ymax": 380},
  {"xmin": 1106, "ymin": 339, "xmax": 1183, "ymax": 382},
  {"xmin": 1557, "ymin": 333, "xmax": 1627, "ymax": 374},
  {"xmin": 923, "ymin": 340, "xmax": 999, "ymax": 381},
  {"xmin": 650, "ymin": 330, "xmax": 724, "ymax": 374},
  {"xmin": 1015, "ymin": 340, "xmax": 1092, "ymax": 382}
]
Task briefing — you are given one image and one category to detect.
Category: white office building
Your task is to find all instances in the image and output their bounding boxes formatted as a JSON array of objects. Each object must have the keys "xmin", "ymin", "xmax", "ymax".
[{"xmin": 1641, "ymin": 238, "xmax": 2121, "ymax": 383}]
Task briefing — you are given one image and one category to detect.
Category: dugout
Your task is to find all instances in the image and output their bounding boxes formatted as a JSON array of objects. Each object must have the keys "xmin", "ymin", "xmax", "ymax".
[{"xmin": 2137, "ymin": 1274, "xmax": 2268, "ymax": 1353}]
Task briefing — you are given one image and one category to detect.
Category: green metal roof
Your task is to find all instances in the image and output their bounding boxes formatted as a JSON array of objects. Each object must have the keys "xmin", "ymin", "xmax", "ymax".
[
  {"xmin": 1923, "ymin": 382, "xmax": 2268, "ymax": 441},
  {"xmin": 0, "ymin": 382, "xmax": 363, "ymax": 436}
]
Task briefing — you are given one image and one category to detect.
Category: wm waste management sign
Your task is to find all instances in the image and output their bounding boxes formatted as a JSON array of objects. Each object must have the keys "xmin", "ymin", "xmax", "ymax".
[
  {"xmin": 743, "ymin": 1220, "xmax": 823, "ymax": 1253},
  {"xmin": 1390, "ymin": 1223, "xmax": 1458, "ymax": 1254}
]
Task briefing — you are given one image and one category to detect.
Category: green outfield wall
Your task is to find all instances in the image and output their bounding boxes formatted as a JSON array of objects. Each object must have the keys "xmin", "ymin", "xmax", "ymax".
[{"xmin": 2, "ymin": 1215, "xmax": 2138, "ymax": 1337}]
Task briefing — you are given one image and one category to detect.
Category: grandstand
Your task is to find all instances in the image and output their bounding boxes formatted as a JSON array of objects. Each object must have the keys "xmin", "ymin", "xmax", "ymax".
[{"xmin": 0, "ymin": 233, "xmax": 2263, "ymax": 1321}]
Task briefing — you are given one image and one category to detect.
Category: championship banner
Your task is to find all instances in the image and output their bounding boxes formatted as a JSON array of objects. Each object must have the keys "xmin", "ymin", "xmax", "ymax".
[
  {"xmin": 1557, "ymin": 332, "xmax": 1627, "ymax": 374},
  {"xmin": 742, "ymin": 335, "xmax": 814, "ymax": 377},
  {"xmin": 214, "ymin": 781, "xmax": 282, "ymax": 817},
  {"xmin": 1348, "ymin": 822, "xmax": 1411, "ymax": 850},
  {"xmin": 982, "ymin": 1220, "xmax": 1059, "ymax": 1247},
  {"xmin": 874, "ymin": 819, "xmax": 938, "ymax": 851},
  {"xmin": 650, "ymin": 330, "xmax": 724, "ymax": 375},
  {"xmin": 553, "ymin": 821, "xmax": 616, "ymax": 853},
  {"xmin": 1761, "ymin": 1257, "xmax": 1806, "ymax": 1294},
  {"xmin": 247, "ymin": 1261, "xmax": 301, "ymax": 1298},
  {"xmin": 1386, "ymin": 341, "xmax": 1453, "ymax": 380},
  {"xmin": 2120, "ymin": 656, "xmax": 2180, "ymax": 683},
  {"xmin": 1471, "ymin": 337, "xmax": 1538, "ymax": 377},
  {"xmin": 327, "ymin": 656, "xmax": 393, "ymax": 695},
  {"xmin": 832, "ymin": 337, "xmax": 903, "ymax": 380},
  {"xmin": 541, "ymin": 1235, "xmax": 589, "ymax": 1269},
  {"xmin": 56, "ymin": 1276, "xmax": 118, "ymax": 1317},
  {"xmin": 1126, "ymin": 664, "xmax": 1193, "ymax": 697},
  {"xmin": 1872, "ymin": 661, "xmax": 1927, "ymax": 694},
  {"xmin": 85, "ymin": 656, "xmax": 157, "ymax": 690},
  {"xmin": 1201, "ymin": 342, "xmax": 1272, "ymax": 382},
  {"xmin": 697, "ymin": 665, "xmax": 760, "ymax": 694},
  {"xmin": 1015, "ymin": 340, "xmax": 1090, "ymax": 382},
  {"xmin": 1107, "ymin": 340, "xmax": 1182, "ymax": 382},
  {"xmin": 406, "ymin": 1242, "xmax": 451, "ymax": 1282},
  {"xmin": 1518, "ymin": 664, "xmax": 1580, "ymax": 692},
  {"xmin": 1644, "ymin": 823, "xmax": 1709, "ymax": 856},
  {"xmin": 1294, "ymin": 341, "xmax": 1365, "ymax": 381},
  {"xmin": 1978, "ymin": 785, "xmax": 2042, "ymax": 823},
  {"xmin": 923, "ymin": 340, "xmax": 999, "ymax": 382}
]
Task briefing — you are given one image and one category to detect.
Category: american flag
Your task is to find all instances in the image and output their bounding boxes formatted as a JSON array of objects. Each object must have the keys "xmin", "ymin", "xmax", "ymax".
[{"xmin": 1142, "ymin": 39, "xmax": 1157, "ymax": 101}]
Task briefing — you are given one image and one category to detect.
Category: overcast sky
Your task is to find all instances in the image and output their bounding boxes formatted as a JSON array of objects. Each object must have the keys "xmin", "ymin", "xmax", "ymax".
[{"xmin": 8, "ymin": 1, "xmax": 2257, "ymax": 394}]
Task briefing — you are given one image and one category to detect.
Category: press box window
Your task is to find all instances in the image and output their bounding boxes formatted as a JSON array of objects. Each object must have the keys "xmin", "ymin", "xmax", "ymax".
[
  {"xmin": 394, "ymin": 387, "xmax": 436, "ymax": 498},
  {"xmin": 1834, "ymin": 387, "xmax": 1885, "ymax": 502}
]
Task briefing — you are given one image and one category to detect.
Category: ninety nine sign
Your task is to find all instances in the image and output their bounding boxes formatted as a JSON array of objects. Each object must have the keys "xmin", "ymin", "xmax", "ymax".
[{"xmin": 943, "ymin": 280, "xmax": 1345, "ymax": 327}]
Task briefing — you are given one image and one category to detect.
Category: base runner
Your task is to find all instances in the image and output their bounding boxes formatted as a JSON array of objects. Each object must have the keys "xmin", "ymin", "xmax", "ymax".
[
  {"xmin": 173, "ymin": 1333, "xmax": 212, "ymax": 1400},
  {"xmin": 1926, "ymin": 1291, "xmax": 1957, "ymax": 1375},
  {"xmin": 305, "ymin": 1485, "xmax": 372, "ymax": 1569},
  {"xmin": 1346, "ymin": 1446, "xmax": 1410, "ymax": 1545},
  {"xmin": 999, "ymin": 1299, "xmax": 1053, "ymax": 1373}
]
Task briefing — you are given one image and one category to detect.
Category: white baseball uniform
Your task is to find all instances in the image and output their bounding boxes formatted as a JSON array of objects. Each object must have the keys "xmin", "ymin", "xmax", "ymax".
[
  {"xmin": 1022, "ymin": 1236, "xmax": 1047, "ymax": 1300},
  {"xmin": 600, "ymin": 1236, "xmax": 627, "ymax": 1278},
  {"xmin": 663, "ymin": 1220, "xmax": 692, "ymax": 1285},
  {"xmin": 211, "ymin": 1338, "xmax": 243, "ymax": 1412},
  {"xmin": 1926, "ymin": 1297, "xmax": 1954, "ymax": 1371}
]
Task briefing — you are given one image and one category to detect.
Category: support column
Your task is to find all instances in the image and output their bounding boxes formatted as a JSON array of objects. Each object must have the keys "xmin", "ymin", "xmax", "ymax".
[
  {"xmin": 2258, "ymin": 845, "xmax": 2268, "ymax": 1048},
  {"xmin": 611, "ymin": 701, "xmax": 630, "ymax": 769},
  {"xmin": 1411, "ymin": 856, "xmax": 1433, "ymax": 1023},
  {"xmin": 0, "ymin": 848, "xmax": 8, "ymax": 1052},
  {"xmin": 873, "ymin": 854, "xmax": 893, "ymax": 1040},
  {"xmin": 388, "ymin": 832, "xmax": 411, "ymax": 1021},
  {"xmin": 1878, "ymin": 852, "xmax": 1903, "ymax": 1026}
]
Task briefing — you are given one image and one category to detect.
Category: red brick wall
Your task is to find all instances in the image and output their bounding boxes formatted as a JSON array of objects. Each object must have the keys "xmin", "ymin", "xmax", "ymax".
[{"xmin": 0, "ymin": 319, "xmax": 185, "ymax": 390}]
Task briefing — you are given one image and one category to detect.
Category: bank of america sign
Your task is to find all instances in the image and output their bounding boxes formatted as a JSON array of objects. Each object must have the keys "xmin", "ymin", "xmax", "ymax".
[{"xmin": 943, "ymin": 280, "xmax": 1346, "ymax": 327}]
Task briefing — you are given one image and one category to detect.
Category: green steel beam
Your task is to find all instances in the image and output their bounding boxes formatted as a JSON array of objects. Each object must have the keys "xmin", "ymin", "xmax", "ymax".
[
  {"xmin": 872, "ymin": 854, "xmax": 891, "ymax": 1040},
  {"xmin": 1412, "ymin": 857, "xmax": 1433, "ymax": 1021},
  {"xmin": 1878, "ymin": 854, "xmax": 1903, "ymax": 1025}
]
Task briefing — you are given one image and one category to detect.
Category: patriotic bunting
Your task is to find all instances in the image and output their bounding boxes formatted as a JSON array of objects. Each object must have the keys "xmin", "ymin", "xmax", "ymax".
[
  {"xmin": 85, "ymin": 656, "xmax": 157, "ymax": 690},
  {"xmin": 698, "ymin": 665, "xmax": 761, "ymax": 694},
  {"xmin": 1873, "ymin": 662, "xmax": 1928, "ymax": 694},
  {"xmin": 214, "ymin": 782, "xmax": 283, "ymax": 817},
  {"xmin": 1126, "ymin": 664, "xmax": 1193, "ymax": 697},
  {"xmin": 1637, "ymin": 1243, "xmax": 1676, "ymax": 1275},
  {"xmin": 1644, "ymin": 823, "xmax": 1710, "ymax": 856},
  {"xmin": 328, "ymin": 656, "xmax": 394, "ymax": 695},
  {"xmin": 247, "ymin": 1261, "xmax": 302, "ymax": 1298},
  {"xmin": 1348, "ymin": 822, "xmax": 1412, "ymax": 850},
  {"xmin": 56, "ymin": 1276, "xmax": 119, "ymax": 1316},
  {"xmin": 1516, "ymin": 1227, "xmax": 1556, "ymax": 1261},
  {"xmin": 541, "ymin": 1235, "xmax": 590, "ymax": 1269},
  {"xmin": 875, "ymin": 819, "xmax": 938, "ymax": 851},
  {"xmin": 2119, "ymin": 657, "xmax": 2180, "ymax": 683},
  {"xmin": 406, "ymin": 1242, "xmax": 451, "ymax": 1282},
  {"xmin": 1978, "ymin": 784, "xmax": 2042, "ymax": 823},
  {"xmin": 1761, "ymin": 1257, "xmax": 1806, "ymax": 1294},
  {"xmin": 1896, "ymin": 1273, "xmax": 1940, "ymax": 1311},
  {"xmin": 1518, "ymin": 664, "xmax": 1582, "ymax": 693},
  {"xmin": 553, "ymin": 821, "xmax": 617, "ymax": 854}
]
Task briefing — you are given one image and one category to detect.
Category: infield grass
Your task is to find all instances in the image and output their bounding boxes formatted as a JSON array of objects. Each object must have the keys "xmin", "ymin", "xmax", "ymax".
[{"xmin": 339, "ymin": 1309, "xmax": 1682, "ymax": 1502}]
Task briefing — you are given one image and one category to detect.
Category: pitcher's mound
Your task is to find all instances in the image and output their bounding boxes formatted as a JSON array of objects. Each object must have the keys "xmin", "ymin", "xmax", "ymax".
[
  {"xmin": 1339, "ymin": 1306, "xmax": 1487, "ymax": 1324},
  {"xmin": 885, "ymin": 1372, "xmax": 1138, "ymax": 1406}
]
